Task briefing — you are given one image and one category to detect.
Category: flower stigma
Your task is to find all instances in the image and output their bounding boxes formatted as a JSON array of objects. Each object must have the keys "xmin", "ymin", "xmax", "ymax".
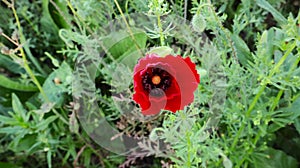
[
  {"xmin": 141, "ymin": 67, "xmax": 172, "ymax": 97},
  {"xmin": 152, "ymin": 75, "xmax": 161, "ymax": 85}
]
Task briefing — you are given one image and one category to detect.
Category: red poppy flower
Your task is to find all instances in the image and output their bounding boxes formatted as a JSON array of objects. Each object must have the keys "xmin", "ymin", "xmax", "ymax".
[{"xmin": 133, "ymin": 54, "xmax": 200, "ymax": 115}]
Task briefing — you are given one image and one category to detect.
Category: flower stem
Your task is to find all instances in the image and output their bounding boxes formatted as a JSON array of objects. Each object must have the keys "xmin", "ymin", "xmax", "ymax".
[
  {"xmin": 3, "ymin": 0, "xmax": 46, "ymax": 75},
  {"xmin": 157, "ymin": 14, "xmax": 165, "ymax": 46},
  {"xmin": 10, "ymin": 2, "xmax": 48, "ymax": 101},
  {"xmin": 186, "ymin": 131, "xmax": 192, "ymax": 167},
  {"xmin": 113, "ymin": 0, "xmax": 144, "ymax": 55},
  {"xmin": 205, "ymin": 0, "xmax": 238, "ymax": 64}
]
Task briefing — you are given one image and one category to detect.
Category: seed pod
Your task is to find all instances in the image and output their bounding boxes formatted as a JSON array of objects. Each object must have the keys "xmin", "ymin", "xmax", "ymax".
[{"xmin": 192, "ymin": 13, "xmax": 206, "ymax": 33}]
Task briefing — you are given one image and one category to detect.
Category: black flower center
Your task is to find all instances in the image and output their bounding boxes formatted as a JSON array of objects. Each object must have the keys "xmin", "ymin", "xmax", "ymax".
[{"xmin": 142, "ymin": 67, "xmax": 172, "ymax": 97}]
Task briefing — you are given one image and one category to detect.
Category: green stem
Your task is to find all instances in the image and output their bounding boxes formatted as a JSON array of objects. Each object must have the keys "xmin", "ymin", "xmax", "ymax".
[
  {"xmin": 205, "ymin": 0, "xmax": 238, "ymax": 63},
  {"xmin": 270, "ymin": 90, "xmax": 284, "ymax": 111},
  {"xmin": 196, "ymin": 3, "xmax": 211, "ymax": 14},
  {"xmin": 6, "ymin": 1, "xmax": 46, "ymax": 75},
  {"xmin": 230, "ymin": 85, "xmax": 266, "ymax": 151},
  {"xmin": 113, "ymin": 0, "xmax": 144, "ymax": 55},
  {"xmin": 250, "ymin": 41, "xmax": 299, "ymax": 150},
  {"xmin": 53, "ymin": 109, "xmax": 68, "ymax": 125},
  {"xmin": 230, "ymin": 41, "xmax": 296, "ymax": 165},
  {"xmin": 11, "ymin": 3, "xmax": 48, "ymax": 101},
  {"xmin": 236, "ymin": 131, "xmax": 261, "ymax": 167},
  {"xmin": 157, "ymin": 14, "xmax": 165, "ymax": 46},
  {"xmin": 11, "ymin": 2, "xmax": 69, "ymax": 125},
  {"xmin": 236, "ymin": 87, "xmax": 283, "ymax": 167},
  {"xmin": 186, "ymin": 131, "xmax": 192, "ymax": 167},
  {"xmin": 269, "ymin": 42, "xmax": 297, "ymax": 77}
]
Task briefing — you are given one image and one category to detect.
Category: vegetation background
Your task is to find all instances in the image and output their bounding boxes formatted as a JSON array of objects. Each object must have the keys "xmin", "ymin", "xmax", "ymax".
[{"xmin": 0, "ymin": 0, "xmax": 299, "ymax": 167}]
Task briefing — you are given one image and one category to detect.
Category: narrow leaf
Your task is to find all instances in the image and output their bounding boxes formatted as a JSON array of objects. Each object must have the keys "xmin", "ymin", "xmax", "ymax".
[
  {"xmin": 12, "ymin": 93, "xmax": 27, "ymax": 121},
  {"xmin": 0, "ymin": 74, "xmax": 38, "ymax": 92},
  {"xmin": 256, "ymin": 0, "xmax": 288, "ymax": 26}
]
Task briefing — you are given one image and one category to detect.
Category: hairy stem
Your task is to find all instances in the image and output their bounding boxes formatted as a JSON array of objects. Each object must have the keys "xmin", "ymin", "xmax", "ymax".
[
  {"xmin": 113, "ymin": 0, "xmax": 144, "ymax": 55},
  {"xmin": 157, "ymin": 13, "xmax": 165, "ymax": 46},
  {"xmin": 11, "ymin": 2, "xmax": 48, "ymax": 100}
]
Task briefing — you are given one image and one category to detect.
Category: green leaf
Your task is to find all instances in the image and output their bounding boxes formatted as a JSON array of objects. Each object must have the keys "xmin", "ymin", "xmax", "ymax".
[
  {"xmin": 83, "ymin": 148, "xmax": 92, "ymax": 167},
  {"xmin": 0, "ymin": 75, "xmax": 38, "ymax": 92},
  {"xmin": 41, "ymin": 0, "xmax": 63, "ymax": 46},
  {"xmin": 0, "ymin": 126, "xmax": 23, "ymax": 134},
  {"xmin": 256, "ymin": 0, "xmax": 288, "ymax": 26},
  {"xmin": 12, "ymin": 93, "xmax": 27, "ymax": 121},
  {"xmin": 251, "ymin": 148, "xmax": 298, "ymax": 168},
  {"xmin": 48, "ymin": 0, "xmax": 71, "ymax": 29},
  {"xmin": 41, "ymin": 61, "xmax": 72, "ymax": 107},
  {"xmin": 41, "ymin": 0, "xmax": 59, "ymax": 32},
  {"xmin": 35, "ymin": 115, "xmax": 58, "ymax": 132},
  {"xmin": 231, "ymin": 34, "xmax": 253, "ymax": 66},
  {"xmin": 0, "ymin": 115, "xmax": 18, "ymax": 125},
  {"xmin": 11, "ymin": 134, "xmax": 38, "ymax": 153},
  {"xmin": 269, "ymin": 97, "xmax": 300, "ymax": 132},
  {"xmin": 47, "ymin": 150, "xmax": 52, "ymax": 168},
  {"xmin": 0, "ymin": 54, "xmax": 25, "ymax": 74},
  {"xmin": 0, "ymin": 54, "xmax": 37, "ymax": 93},
  {"xmin": 286, "ymin": 97, "xmax": 300, "ymax": 119},
  {"xmin": 257, "ymin": 29, "xmax": 275, "ymax": 60},
  {"xmin": 294, "ymin": 117, "xmax": 300, "ymax": 135},
  {"xmin": 102, "ymin": 29, "xmax": 147, "ymax": 68}
]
